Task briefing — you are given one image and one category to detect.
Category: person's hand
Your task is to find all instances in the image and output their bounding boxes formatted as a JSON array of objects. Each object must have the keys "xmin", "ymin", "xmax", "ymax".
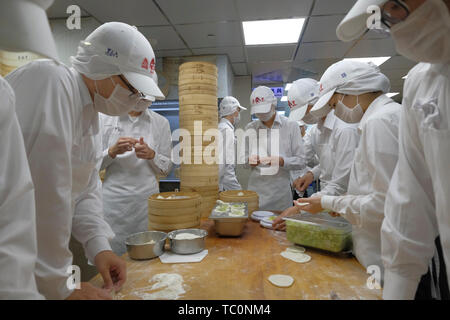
[
  {"xmin": 269, "ymin": 156, "xmax": 284, "ymax": 167},
  {"xmin": 328, "ymin": 212, "xmax": 341, "ymax": 217},
  {"xmin": 94, "ymin": 250, "xmax": 127, "ymax": 292},
  {"xmin": 134, "ymin": 137, "xmax": 156, "ymax": 160},
  {"xmin": 294, "ymin": 172, "xmax": 314, "ymax": 192},
  {"xmin": 108, "ymin": 137, "xmax": 138, "ymax": 159},
  {"xmin": 295, "ymin": 196, "xmax": 323, "ymax": 214},
  {"xmin": 249, "ymin": 155, "xmax": 260, "ymax": 167},
  {"xmin": 66, "ymin": 282, "xmax": 113, "ymax": 300},
  {"xmin": 272, "ymin": 205, "xmax": 301, "ymax": 231}
]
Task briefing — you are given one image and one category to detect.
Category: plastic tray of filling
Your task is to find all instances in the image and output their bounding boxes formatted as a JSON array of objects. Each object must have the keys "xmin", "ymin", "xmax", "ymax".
[
  {"xmin": 209, "ymin": 201, "xmax": 248, "ymax": 236},
  {"xmin": 283, "ymin": 212, "xmax": 353, "ymax": 253}
]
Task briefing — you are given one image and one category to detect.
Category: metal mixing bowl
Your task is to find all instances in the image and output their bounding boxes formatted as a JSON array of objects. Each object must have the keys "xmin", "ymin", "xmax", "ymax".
[
  {"xmin": 125, "ymin": 231, "xmax": 167, "ymax": 260},
  {"xmin": 168, "ymin": 228, "xmax": 208, "ymax": 255}
]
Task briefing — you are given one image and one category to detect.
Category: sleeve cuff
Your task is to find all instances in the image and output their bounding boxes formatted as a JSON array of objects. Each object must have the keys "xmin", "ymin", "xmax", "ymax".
[
  {"xmin": 85, "ymin": 236, "xmax": 112, "ymax": 266},
  {"xmin": 310, "ymin": 166, "xmax": 321, "ymax": 180},
  {"xmin": 102, "ymin": 149, "xmax": 114, "ymax": 168},
  {"xmin": 321, "ymin": 195, "xmax": 335, "ymax": 212},
  {"xmin": 383, "ymin": 269, "xmax": 420, "ymax": 300}
]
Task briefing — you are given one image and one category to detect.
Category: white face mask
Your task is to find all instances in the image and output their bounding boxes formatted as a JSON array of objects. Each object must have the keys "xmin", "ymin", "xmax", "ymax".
[
  {"xmin": 302, "ymin": 112, "xmax": 318, "ymax": 125},
  {"xmin": 93, "ymin": 78, "xmax": 140, "ymax": 116},
  {"xmin": 390, "ymin": 0, "xmax": 450, "ymax": 64},
  {"xmin": 132, "ymin": 99, "xmax": 151, "ymax": 112},
  {"xmin": 256, "ymin": 106, "xmax": 275, "ymax": 122},
  {"xmin": 334, "ymin": 95, "xmax": 364, "ymax": 124},
  {"xmin": 310, "ymin": 104, "xmax": 331, "ymax": 119}
]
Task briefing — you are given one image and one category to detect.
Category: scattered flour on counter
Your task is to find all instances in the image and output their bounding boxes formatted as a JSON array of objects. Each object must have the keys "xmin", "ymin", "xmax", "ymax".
[
  {"xmin": 175, "ymin": 233, "xmax": 201, "ymax": 240},
  {"xmin": 133, "ymin": 273, "xmax": 185, "ymax": 300}
]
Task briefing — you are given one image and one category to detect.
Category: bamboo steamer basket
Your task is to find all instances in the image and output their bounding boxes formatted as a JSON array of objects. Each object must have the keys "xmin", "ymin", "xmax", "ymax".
[
  {"xmin": 179, "ymin": 164, "xmax": 219, "ymax": 176},
  {"xmin": 148, "ymin": 191, "xmax": 201, "ymax": 231},
  {"xmin": 219, "ymin": 190, "xmax": 259, "ymax": 214},
  {"xmin": 179, "ymin": 94, "xmax": 218, "ymax": 106},
  {"xmin": 179, "ymin": 104, "xmax": 218, "ymax": 115},
  {"xmin": 178, "ymin": 73, "xmax": 217, "ymax": 81},
  {"xmin": 179, "ymin": 83, "xmax": 217, "ymax": 92},
  {"xmin": 179, "ymin": 61, "xmax": 218, "ymax": 74}
]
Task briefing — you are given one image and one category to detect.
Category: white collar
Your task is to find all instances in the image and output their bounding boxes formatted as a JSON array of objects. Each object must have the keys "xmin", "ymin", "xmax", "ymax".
[
  {"xmin": 358, "ymin": 94, "xmax": 392, "ymax": 131},
  {"xmin": 220, "ymin": 117, "xmax": 234, "ymax": 129},
  {"xmin": 71, "ymin": 68, "xmax": 99, "ymax": 136}
]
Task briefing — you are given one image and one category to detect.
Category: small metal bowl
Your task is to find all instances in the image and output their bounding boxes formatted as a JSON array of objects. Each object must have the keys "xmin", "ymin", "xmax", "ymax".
[
  {"xmin": 168, "ymin": 228, "xmax": 208, "ymax": 255},
  {"xmin": 125, "ymin": 231, "xmax": 167, "ymax": 260}
]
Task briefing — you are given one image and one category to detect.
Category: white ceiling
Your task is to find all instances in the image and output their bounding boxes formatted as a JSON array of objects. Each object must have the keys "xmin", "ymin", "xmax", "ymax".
[{"xmin": 47, "ymin": 0, "xmax": 415, "ymax": 101}]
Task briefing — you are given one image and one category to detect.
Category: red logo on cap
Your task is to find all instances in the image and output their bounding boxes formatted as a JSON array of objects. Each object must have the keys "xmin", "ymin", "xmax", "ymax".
[
  {"xmin": 319, "ymin": 83, "xmax": 324, "ymax": 93},
  {"xmin": 141, "ymin": 57, "xmax": 155, "ymax": 74},
  {"xmin": 141, "ymin": 58, "xmax": 149, "ymax": 70},
  {"xmin": 288, "ymin": 100, "xmax": 297, "ymax": 109},
  {"xmin": 149, "ymin": 58, "xmax": 155, "ymax": 74},
  {"xmin": 252, "ymin": 97, "xmax": 264, "ymax": 104}
]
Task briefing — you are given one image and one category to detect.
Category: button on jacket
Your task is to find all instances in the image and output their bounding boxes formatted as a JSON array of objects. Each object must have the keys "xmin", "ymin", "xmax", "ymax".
[
  {"xmin": 381, "ymin": 63, "xmax": 450, "ymax": 300},
  {"xmin": 321, "ymin": 95, "xmax": 401, "ymax": 274},
  {"xmin": 6, "ymin": 60, "xmax": 114, "ymax": 299}
]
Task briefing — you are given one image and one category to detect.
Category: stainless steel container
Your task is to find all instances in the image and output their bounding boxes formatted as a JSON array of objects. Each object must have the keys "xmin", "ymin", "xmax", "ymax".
[
  {"xmin": 212, "ymin": 218, "xmax": 247, "ymax": 236},
  {"xmin": 168, "ymin": 228, "xmax": 208, "ymax": 254},
  {"xmin": 125, "ymin": 231, "xmax": 167, "ymax": 260},
  {"xmin": 209, "ymin": 202, "xmax": 248, "ymax": 237}
]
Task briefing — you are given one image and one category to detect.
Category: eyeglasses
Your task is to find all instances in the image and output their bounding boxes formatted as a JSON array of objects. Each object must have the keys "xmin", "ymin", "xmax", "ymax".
[
  {"xmin": 118, "ymin": 75, "xmax": 146, "ymax": 100},
  {"xmin": 380, "ymin": 0, "xmax": 410, "ymax": 28}
]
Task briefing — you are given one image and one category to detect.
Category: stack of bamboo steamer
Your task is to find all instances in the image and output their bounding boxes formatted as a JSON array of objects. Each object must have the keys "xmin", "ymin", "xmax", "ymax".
[
  {"xmin": 148, "ymin": 191, "xmax": 201, "ymax": 231},
  {"xmin": 219, "ymin": 190, "xmax": 259, "ymax": 214},
  {"xmin": 178, "ymin": 62, "xmax": 219, "ymax": 218}
]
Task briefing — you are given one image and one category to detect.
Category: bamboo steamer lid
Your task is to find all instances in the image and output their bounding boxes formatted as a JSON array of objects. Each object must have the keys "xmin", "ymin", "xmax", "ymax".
[{"xmin": 179, "ymin": 94, "xmax": 218, "ymax": 106}]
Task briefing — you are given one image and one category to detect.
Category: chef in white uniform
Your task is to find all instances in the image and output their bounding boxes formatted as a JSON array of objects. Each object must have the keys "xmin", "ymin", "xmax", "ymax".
[
  {"xmin": 336, "ymin": 0, "xmax": 450, "ymax": 300},
  {"xmin": 295, "ymin": 61, "xmax": 401, "ymax": 278},
  {"xmin": 288, "ymin": 78, "xmax": 360, "ymax": 198},
  {"xmin": 100, "ymin": 101, "xmax": 172, "ymax": 256},
  {"xmin": 0, "ymin": 0, "xmax": 58, "ymax": 299},
  {"xmin": 6, "ymin": 22, "xmax": 164, "ymax": 299},
  {"xmin": 244, "ymin": 86, "xmax": 306, "ymax": 212},
  {"xmin": 218, "ymin": 96, "xmax": 246, "ymax": 191}
]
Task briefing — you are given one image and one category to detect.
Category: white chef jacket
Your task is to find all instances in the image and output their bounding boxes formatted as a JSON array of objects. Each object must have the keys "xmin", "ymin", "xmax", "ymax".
[
  {"xmin": 381, "ymin": 63, "xmax": 450, "ymax": 300},
  {"xmin": 6, "ymin": 59, "xmax": 115, "ymax": 299},
  {"xmin": 0, "ymin": 77, "xmax": 43, "ymax": 299},
  {"xmin": 100, "ymin": 110, "xmax": 172, "ymax": 255},
  {"xmin": 305, "ymin": 110, "xmax": 360, "ymax": 197},
  {"xmin": 321, "ymin": 95, "xmax": 401, "ymax": 273},
  {"xmin": 218, "ymin": 118, "xmax": 242, "ymax": 191},
  {"xmin": 244, "ymin": 113, "xmax": 306, "ymax": 211}
]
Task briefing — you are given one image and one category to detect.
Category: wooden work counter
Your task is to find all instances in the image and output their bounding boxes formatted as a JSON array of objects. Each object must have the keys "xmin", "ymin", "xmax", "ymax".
[{"xmin": 89, "ymin": 219, "xmax": 382, "ymax": 300}]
